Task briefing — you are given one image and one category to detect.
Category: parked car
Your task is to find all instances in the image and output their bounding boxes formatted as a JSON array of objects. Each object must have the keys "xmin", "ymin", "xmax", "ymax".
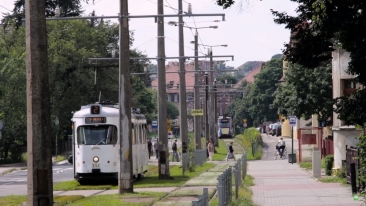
[
  {"xmin": 275, "ymin": 125, "xmax": 282, "ymax": 137},
  {"xmin": 270, "ymin": 124, "xmax": 281, "ymax": 136}
]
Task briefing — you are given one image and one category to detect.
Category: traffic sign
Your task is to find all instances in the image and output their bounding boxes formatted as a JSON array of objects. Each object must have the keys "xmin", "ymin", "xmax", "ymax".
[
  {"xmin": 289, "ymin": 116, "xmax": 296, "ymax": 126},
  {"xmin": 191, "ymin": 109, "xmax": 203, "ymax": 116},
  {"xmin": 243, "ymin": 123, "xmax": 247, "ymax": 128},
  {"xmin": 152, "ymin": 120, "xmax": 158, "ymax": 129},
  {"xmin": 243, "ymin": 119, "xmax": 247, "ymax": 123}
]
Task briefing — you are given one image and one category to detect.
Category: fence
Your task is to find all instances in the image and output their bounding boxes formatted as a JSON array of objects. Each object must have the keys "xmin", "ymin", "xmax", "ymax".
[
  {"xmin": 217, "ymin": 154, "xmax": 247, "ymax": 206},
  {"xmin": 345, "ymin": 145, "xmax": 365, "ymax": 192},
  {"xmin": 192, "ymin": 188, "xmax": 209, "ymax": 206}
]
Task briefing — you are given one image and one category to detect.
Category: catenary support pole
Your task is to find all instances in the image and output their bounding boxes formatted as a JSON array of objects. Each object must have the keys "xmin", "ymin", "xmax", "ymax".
[
  {"xmin": 194, "ymin": 31, "xmax": 201, "ymax": 149},
  {"xmin": 291, "ymin": 126, "xmax": 294, "ymax": 164},
  {"xmin": 157, "ymin": 0, "xmax": 170, "ymax": 179},
  {"xmin": 178, "ymin": 0, "xmax": 188, "ymax": 171},
  {"xmin": 118, "ymin": 0, "xmax": 133, "ymax": 193},
  {"xmin": 25, "ymin": 0, "xmax": 53, "ymax": 205},
  {"xmin": 205, "ymin": 73, "xmax": 209, "ymax": 142},
  {"xmin": 208, "ymin": 49, "xmax": 215, "ymax": 145}
]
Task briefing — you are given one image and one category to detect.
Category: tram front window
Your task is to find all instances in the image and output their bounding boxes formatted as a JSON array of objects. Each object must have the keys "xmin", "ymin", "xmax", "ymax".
[
  {"xmin": 219, "ymin": 123, "xmax": 230, "ymax": 128},
  {"xmin": 77, "ymin": 125, "xmax": 117, "ymax": 145}
]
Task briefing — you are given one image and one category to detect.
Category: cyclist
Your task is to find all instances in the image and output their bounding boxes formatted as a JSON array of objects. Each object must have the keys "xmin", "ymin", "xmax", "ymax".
[{"xmin": 276, "ymin": 137, "xmax": 286, "ymax": 158}]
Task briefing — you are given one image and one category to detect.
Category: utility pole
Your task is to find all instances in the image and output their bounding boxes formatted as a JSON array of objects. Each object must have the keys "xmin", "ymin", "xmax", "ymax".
[
  {"xmin": 157, "ymin": 0, "xmax": 170, "ymax": 179},
  {"xmin": 214, "ymin": 81, "xmax": 218, "ymax": 146},
  {"xmin": 208, "ymin": 49, "xmax": 215, "ymax": 145},
  {"xmin": 205, "ymin": 72, "xmax": 209, "ymax": 142},
  {"xmin": 25, "ymin": 0, "xmax": 53, "ymax": 205},
  {"xmin": 118, "ymin": 0, "xmax": 133, "ymax": 193},
  {"xmin": 178, "ymin": 0, "xmax": 188, "ymax": 170},
  {"xmin": 194, "ymin": 31, "xmax": 201, "ymax": 149}
]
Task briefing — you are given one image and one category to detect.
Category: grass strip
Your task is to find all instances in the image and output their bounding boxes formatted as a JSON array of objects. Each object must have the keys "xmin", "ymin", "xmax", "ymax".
[
  {"xmin": 68, "ymin": 192, "xmax": 166, "ymax": 206},
  {"xmin": 53, "ymin": 163, "xmax": 215, "ymax": 191},
  {"xmin": 209, "ymin": 175, "xmax": 256, "ymax": 206},
  {"xmin": 0, "ymin": 195, "xmax": 85, "ymax": 206}
]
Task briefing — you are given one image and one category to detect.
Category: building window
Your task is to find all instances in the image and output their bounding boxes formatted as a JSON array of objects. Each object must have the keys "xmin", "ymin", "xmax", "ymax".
[
  {"xmin": 343, "ymin": 79, "xmax": 356, "ymax": 96},
  {"xmin": 174, "ymin": 94, "xmax": 178, "ymax": 102},
  {"xmin": 167, "ymin": 94, "xmax": 171, "ymax": 102}
]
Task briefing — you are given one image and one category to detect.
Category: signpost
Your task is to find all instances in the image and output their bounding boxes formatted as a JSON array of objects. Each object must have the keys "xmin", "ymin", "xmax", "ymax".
[
  {"xmin": 152, "ymin": 120, "xmax": 158, "ymax": 129},
  {"xmin": 191, "ymin": 109, "xmax": 204, "ymax": 116},
  {"xmin": 289, "ymin": 116, "xmax": 296, "ymax": 164}
]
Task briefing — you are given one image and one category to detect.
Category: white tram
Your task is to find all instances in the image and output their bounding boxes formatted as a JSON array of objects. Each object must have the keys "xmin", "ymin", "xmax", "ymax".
[{"xmin": 70, "ymin": 102, "xmax": 149, "ymax": 182}]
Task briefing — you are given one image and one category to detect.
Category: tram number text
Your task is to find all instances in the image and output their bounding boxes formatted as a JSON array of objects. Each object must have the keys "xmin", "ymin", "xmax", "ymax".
[{"xmin": 92, "ymin": 163, "xmax": 100, "ymax": 168}]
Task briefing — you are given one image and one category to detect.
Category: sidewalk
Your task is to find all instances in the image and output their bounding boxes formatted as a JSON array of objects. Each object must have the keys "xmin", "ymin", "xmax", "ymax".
[{"xmin": 248, "ymin": 134, "xmax": 361, "ymax": 206}]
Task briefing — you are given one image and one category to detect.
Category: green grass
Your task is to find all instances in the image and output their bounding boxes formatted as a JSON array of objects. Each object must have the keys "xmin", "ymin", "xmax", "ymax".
[
  {"xmin": 55, "ymin": 155, "xmax": 67, "ymax": 162},
  {"xmin": 53, "ymin": 163, "xmax": 215, "ymax": 191},
  {"xmin": 0, "ymin": 195, "xmax": 85, "ymax": 206},
  {"xmin": 234, "ymin": 129, "xmax": 262, "ymax": 160},
  {"xmin": 209, "ymin": 175, "xmax": 256, "ymax": 206},
  {"xmin": 318, "ymin": 176, "xmax": 347, "ymax": 185},
  {"xmin": 299, "ymin": 159, "xmax": 326, "ymax": 170},
  {"xmin": 132, "ymin": 162, "xmax": 215, "ymax": 188},
  {"xmin": 68, "ymin": 192, "xmax": 166, "ymax": 206},
  {"xmin": 299, "ymin": 161, "xmax": 313, "ymax": 170},
  {"xmin": 212, "ymin": 140, "xmax": 229, "ymax": 161}
]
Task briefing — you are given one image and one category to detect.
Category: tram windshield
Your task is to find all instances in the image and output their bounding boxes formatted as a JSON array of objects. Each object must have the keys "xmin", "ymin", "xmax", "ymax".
[
  {"xmin": 77, "ymin": 125, "xmax": 117, "ymax": 145},
  {"xmin": 219, "ymin": 123, "xmax": 230, "ymax": 128}
]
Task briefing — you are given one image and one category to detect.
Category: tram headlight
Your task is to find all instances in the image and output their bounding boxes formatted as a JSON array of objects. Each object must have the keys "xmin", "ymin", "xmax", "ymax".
[{"xmin": 93, "ymin": 156, "xmax": 99, "ymax": 163}]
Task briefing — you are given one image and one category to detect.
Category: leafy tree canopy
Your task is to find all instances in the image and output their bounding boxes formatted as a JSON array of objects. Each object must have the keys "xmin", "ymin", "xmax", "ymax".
[
  {"xmin": 2, "ymin": 0, "xmax": 94, "ymax": 27},
  {"xmin": 273, "ymin": 62, "xmax": 333, "ymax": 122},
  {"xmin": 271, "ymin": 54, "xmax": 283, "ymax": 60},
  {"xmin": 245, "ymin": 58, "xmax": 283, "ymax": 123},
  {"xmin": 167, "ymin": 102, "xmax": 179, "ymax": 119},
  {"xmin": 215, "ymin": 74, "xmax": 238, "ymax": 87}
]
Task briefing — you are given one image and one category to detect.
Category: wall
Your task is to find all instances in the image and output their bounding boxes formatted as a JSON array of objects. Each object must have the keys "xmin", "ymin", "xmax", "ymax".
[{"xmin": 333, "ymin": 129, "xmax": 361, "ymax": 169}]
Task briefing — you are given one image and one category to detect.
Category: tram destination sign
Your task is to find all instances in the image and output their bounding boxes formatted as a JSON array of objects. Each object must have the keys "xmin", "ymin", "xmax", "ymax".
[{"xmin": 85, "ymin": 117, "xmax": 106, "ymax": 124}]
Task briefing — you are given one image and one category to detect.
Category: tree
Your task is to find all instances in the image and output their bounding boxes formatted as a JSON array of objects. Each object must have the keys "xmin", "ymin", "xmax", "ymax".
[
  {"xmin": 2, "ymin": 0, "xmax": 94, "ymax": 27},
  {"xmin": 245, "ymin": 58, "xmax": 283, "ymax": 123},
  {"xmin": 215, "ymin": 74, "xmax": 238, "ymax": 87},
  {"xmin": 273, "ymin": 62, "xmax": 333, "ymax": 122},
  {"xmin": 167, "ymin": 102, "xmax": 179, "ymax": 119}
]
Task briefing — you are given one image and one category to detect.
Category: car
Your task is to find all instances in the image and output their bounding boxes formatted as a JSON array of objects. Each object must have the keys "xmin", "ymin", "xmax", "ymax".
[{"xmin": 168, "ymin": 131, "xmax": 174, "ymax": 139}]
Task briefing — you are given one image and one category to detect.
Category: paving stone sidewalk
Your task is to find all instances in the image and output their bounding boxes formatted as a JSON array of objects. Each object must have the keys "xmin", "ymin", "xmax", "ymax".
[{"xmin": 248, "ymin": 134, "xmax": 362, "ymax": 206}]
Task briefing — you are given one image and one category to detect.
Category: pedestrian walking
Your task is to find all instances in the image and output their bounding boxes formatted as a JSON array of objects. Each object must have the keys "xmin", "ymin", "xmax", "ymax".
[
  {"xmin": 147, "ymin": 140, "xmax": 152, "ymax": 159},
  {"xmin": 207, "ymin": 140, "xmax": 214, "ymax": 162},
  {"xmin": 206, "ymin": 141, "xmax": 209, "ymax": 158},
  {"xmin": 154, "ymin": 139, "xmax": 159, "ymax": 159},
  {"xmin": 172, "ymin": 139, "xmax": 180, "ymax": 162},
  {"xmin": 226, "ymin": 142, "xmax": 236, "ymax": 161}
]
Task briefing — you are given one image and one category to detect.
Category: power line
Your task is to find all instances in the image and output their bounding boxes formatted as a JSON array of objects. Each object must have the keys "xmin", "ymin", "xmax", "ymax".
[
  {"xmin": 0, "ymin": 5, "xmax": 12, "ymax": 12},
  {"xmin": 165, "ymin": 36, "xmax": 208, "ymax": 57}
]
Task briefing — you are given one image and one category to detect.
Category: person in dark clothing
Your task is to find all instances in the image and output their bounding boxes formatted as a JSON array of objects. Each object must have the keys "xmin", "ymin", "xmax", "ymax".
[
  {"xmin": 226, "ymin": 142, "xmax": 236, "ymax": 161},
  {"xmin": 147, "ymin": 140, "xmax": 152, "ymax": 159}
]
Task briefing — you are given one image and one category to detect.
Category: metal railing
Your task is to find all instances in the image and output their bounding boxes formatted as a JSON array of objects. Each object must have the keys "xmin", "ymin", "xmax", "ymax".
[
  {"xmin": 192, "ymin": 188, "xmax": 209, "ymax": 206},
  {"xmin": 217, "ymin": 153, "xmax": 247, "ymax": 206}
]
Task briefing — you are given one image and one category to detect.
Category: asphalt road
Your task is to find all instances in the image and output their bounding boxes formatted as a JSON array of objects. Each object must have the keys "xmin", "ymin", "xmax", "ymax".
[
  {"xmin": 0, "ymin": 162, "xmax": 73, "ymax": 196},
  {"xmin": 0, "ymin": 139, "xmax": 183, "ymax": 196}
]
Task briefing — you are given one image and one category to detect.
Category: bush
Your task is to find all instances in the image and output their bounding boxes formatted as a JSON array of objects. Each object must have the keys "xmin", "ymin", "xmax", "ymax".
[
  {"xmin": 324, "ymin": 155, "xmax": 334, "ymax": 176},
  {"xmin": 21, "ymin": 152, "xmax": 27, "ymax": 163}
]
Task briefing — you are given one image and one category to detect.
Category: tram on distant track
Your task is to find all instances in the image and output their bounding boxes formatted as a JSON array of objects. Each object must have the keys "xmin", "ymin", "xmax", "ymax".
[
  {"xmin": 70, "ymin": 101, "xmax": 148, "ymax": 182},
  {"xmin": 218, "ymin": 116, "xmax": 233, "ymax": 139}
]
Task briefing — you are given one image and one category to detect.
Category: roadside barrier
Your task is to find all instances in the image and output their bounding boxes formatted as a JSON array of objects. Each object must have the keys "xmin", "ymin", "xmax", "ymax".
[
  {"xmin": 217, "ymin": 154, "xmax": 247, "ymax": 206},
  {"xmin": 192, "ymin": 188, "xmax": 209, "ymax": 206}
]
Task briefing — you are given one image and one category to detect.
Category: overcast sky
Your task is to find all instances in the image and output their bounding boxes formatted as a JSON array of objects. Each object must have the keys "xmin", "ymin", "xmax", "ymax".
[{"xmin": 0, "ymin": 0, "xmax": 298, "ymax": 68}]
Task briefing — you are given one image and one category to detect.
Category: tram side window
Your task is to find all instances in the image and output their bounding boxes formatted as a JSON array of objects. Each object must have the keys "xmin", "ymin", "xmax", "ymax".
[
  {"xmin": 132, "ymin": 124, "xmax": 136, "ymax": 145},
  {"xmin": 106, "ymin": 126, "xmax": 117, "ymax": 144}
]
